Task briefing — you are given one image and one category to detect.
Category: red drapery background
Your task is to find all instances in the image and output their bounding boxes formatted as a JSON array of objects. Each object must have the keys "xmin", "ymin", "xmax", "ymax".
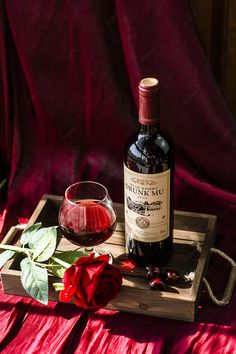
[{"xmin": 1, "ymin": 1, "xmax": 236, "ymax": 353}]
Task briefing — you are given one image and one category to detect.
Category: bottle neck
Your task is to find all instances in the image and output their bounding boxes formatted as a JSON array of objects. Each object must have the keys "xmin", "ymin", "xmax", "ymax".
[
  {"xmin": 139, "ymin": 122, "xmax": 159, "ymax": 135},
  {"xmin": 138, "ymin": 91, "xmax": 159, "ymax": 125}
]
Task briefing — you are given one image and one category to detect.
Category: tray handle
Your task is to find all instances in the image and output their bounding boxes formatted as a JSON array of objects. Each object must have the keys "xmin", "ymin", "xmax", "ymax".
[{"xmin": 203, "ymin": 248, "xmax": 236, "ymax": 306}]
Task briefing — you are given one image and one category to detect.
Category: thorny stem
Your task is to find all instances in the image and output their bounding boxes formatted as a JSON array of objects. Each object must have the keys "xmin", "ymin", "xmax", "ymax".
[
  {"xmin": 51, "ymin": 256, "xmax": 71, "ymax": 269},
  {"xmin": 52, "ymin": 282, "xmax": 64, "ymax": 291},
  {"xmin": 0, "ymin": 244, "xmax": 34, "ymax": 253}
]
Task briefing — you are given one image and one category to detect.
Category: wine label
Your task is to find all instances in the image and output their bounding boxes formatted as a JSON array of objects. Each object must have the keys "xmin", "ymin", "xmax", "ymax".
[{"xmin": 124, "ymin": 164, "xmax": 170, "ymax": 242}]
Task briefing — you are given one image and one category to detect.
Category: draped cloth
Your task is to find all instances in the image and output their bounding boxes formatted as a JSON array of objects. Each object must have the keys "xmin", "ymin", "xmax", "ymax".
[{"xmin": 0, "ymin": 1, "xmax": 236, "ymax": 353}]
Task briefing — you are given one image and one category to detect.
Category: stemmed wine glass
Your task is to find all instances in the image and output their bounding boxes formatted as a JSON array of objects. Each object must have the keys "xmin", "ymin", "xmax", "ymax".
[{"xmin": 58, "ymin": 181, "xmax": 117, "ymax": 258}]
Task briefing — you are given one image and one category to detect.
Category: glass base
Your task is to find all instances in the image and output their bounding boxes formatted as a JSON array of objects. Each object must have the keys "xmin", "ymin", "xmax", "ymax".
[{"xmin": 82, "ymin": 246, "xmax": 113, "ymax": 264}]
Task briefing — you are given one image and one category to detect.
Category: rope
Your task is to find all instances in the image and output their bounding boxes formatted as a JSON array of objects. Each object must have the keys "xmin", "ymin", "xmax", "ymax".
[
  {"xmin": 203, "ymin": 248, "xmax": 236, "ymax": 306},
  {"xmin": 210, "ymin": 248, "xmax": 236, "ymax": 267}
]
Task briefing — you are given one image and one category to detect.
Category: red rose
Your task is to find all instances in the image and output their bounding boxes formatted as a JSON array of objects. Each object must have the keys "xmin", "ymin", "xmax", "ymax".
[{"xmin": 59, "ymin": 253, "xmax": 122, "ymax": 309}]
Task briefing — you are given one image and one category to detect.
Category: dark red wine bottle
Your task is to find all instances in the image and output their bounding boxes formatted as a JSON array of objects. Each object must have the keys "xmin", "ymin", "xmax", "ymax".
[{"xmin": 124, "ymin": 78, "xmax": 174, "ymax": 267}]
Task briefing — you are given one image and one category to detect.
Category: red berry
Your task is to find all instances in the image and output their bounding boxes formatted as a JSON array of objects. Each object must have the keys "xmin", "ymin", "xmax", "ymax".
[
  {"xmin": 164, "ymin": 269, "xmax": 181, "ymax": 284},
  {"xmin": 146, "ymin": 264, "xmax": 162, "ymax": 279},
  {"xmin": 149, "ymin": 277, "xmax": 165, "ymax": 291}
]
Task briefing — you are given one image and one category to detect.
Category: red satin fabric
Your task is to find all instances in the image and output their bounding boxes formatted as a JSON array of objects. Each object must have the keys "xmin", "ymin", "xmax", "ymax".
[{"xmin": 1, "ymin": 1, "xmax": 236, "ymax": 353}]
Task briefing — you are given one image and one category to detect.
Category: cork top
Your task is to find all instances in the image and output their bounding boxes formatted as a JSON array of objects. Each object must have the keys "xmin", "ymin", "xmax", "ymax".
[{"xmin": 139, "ymin": 78, "xmax": 159, "ymax": 97}]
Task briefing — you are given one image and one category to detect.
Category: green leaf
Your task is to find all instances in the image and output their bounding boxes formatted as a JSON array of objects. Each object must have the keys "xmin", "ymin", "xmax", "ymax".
[
  {"xmin": 28, "ymin": 226, "xmax": 55, "ymax": 249},
  {"xmin": 54, "ymin": 250, "xmax": 86, "ymax": 264},
  {"xmin": 20, "ymin": 222, "xmax": 42, "ymax": 246},
  {"xmin": 32, "ymin": 227, "xmax": 57, "ymax": 262},
  {"xmin": 49, "ymin": 250, "xmax": 85, "ymax": 278},
  {"xmin": 0, "ymin": 250, "xmax": 15, "ymax": 268},
  {"xmin": 20, "ymin": 257, "xmax": 48, "ymax": 305},
  {"xmin": 49, "ymin": 263, "xmax": 65, "ymax": 278}
]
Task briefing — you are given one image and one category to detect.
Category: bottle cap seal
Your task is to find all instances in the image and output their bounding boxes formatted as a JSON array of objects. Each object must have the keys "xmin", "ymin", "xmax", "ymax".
[{"xmin": 138, "ymin": 77, "xmax": 159, "ymax": 124}]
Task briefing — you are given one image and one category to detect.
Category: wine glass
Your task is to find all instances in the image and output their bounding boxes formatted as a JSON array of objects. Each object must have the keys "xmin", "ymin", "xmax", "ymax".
[{"xmin": 58, "ymin": 181, "xmax": 117, "ymax": 258}]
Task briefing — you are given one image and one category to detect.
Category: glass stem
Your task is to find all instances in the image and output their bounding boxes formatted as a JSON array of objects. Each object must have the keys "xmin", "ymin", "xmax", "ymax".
[{"xmin": 84, "ymin": 246, "xmax": 93, "ymax": 253}]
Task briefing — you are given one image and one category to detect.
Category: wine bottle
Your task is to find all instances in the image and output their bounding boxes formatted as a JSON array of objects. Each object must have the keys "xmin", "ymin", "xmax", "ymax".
[{"xmin": 124, "ymin": 77, "xmax": 174, "ymax": 267}]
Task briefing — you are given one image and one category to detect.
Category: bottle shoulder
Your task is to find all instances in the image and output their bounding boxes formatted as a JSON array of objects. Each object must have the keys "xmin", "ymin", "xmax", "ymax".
[
  {"xmin": 124, "ymin": 129, "xmax": 174, "ymax": 173},
  {"xmin": 125, "ymin": 131, "xmax": 173, "ymax": 159}
]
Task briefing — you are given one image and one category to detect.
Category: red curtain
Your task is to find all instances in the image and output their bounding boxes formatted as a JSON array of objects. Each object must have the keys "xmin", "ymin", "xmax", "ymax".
[{"xmin": 1, "ymin": 1, "xmax": 236, "ymax": 353}]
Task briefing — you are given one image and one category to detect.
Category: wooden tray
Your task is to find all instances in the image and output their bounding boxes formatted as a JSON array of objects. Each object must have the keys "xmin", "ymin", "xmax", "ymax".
[{"xmin": 1, "ymin": 194, "xmax": 216, "ymax": 322}]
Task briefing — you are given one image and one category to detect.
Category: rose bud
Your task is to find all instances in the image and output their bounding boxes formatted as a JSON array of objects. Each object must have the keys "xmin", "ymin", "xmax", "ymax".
[
  {"xmin": 149, "ymin": 277, "xmax": 165, "ymax": 291},
  {"xmin": 146, "ymin": 264, "xmax": 162, "ymax": 280}
]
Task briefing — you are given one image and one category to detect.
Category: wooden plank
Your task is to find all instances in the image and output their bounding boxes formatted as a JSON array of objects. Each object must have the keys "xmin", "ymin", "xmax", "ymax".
[{"xmin": 1, "ymin": 226, "xmax": 19, "ymax": 245}]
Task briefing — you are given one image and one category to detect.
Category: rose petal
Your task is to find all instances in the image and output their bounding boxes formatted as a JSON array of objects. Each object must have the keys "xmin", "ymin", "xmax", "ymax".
[
  {"xmin": 92, "ymin": 266, "xmax": 122, "ymax": 308},
  {"xmin": 73, "ymin": 292, "xmax": 89, "ymax": 308},
  {"xmin": 74, "ymin": 253, "xmax": 96, "ymax": 266},
  {"xmin": 73, "ymin": 268, "xmax": 88, "ymax": 308},
  {"xmin": 59, "ymin": 285, "xmax": 74, "ymax": 302}
]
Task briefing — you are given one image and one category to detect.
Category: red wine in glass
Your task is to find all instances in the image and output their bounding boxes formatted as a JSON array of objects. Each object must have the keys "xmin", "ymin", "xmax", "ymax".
[
  {"xmin": 58, "ymin": 181, "xmax": 117, "ymax": 255},
  {"xmin": 60, "ymin": 200, "xmax": 117, "ymax": 246}
]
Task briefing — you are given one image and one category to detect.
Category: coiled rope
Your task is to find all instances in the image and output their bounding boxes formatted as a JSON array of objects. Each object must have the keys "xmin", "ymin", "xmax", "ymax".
[{"xmin": 203, "ymin": 248, "xmax": 236, "ymax": 306}]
